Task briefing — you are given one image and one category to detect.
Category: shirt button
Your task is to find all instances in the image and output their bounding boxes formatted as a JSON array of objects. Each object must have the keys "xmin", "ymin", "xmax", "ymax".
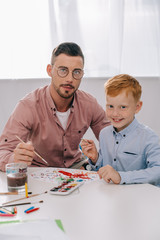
[
  {"xmin": 114, "ymin": 158, "xmax": 116, "ymax": 161},
  {"xmin": 123, "ymin": 134, "xmax": 126, "ymax": 137},
  {"xmin": 116, "ymin": 141, "xmax": 119, "ymax": 144}
]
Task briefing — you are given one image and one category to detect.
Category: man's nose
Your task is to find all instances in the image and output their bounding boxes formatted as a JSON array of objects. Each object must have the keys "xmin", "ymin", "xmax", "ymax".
[{"xmin": 65, "ymin": 71, "xmax": 74, "ymax": 82}]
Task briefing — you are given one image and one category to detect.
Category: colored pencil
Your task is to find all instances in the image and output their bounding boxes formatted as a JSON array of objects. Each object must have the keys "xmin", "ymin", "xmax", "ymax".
[
  {"xmin": 25, "ymin": 182, "xmax": 28, "ymax": 198},
  {"xmin": 15, "ymin": 135, "xmax": 48, "ymax": 165},
  {"xmin": 0, "ymin": 213, "xmax": 15, "ymax": 217},
  {"xmin": 24, "ymin": 206, "xmax": 35, "ymax": 213},
  {"xmin": 0, "ymin": 208, "xmax": 12, "ymax": 214},
  {"xmin": 26, "ymin": 207, "xmax": 39, "ymax": 214}
]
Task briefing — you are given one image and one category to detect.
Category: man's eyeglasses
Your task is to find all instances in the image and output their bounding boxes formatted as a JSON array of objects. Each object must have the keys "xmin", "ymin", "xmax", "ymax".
[{"xmin": 53, "ymin": 65, "xmax": 84, "ymax": 80}]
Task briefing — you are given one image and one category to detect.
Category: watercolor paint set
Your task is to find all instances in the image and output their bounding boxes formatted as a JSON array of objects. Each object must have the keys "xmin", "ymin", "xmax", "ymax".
[{"xmin": 49, "ymin": 178, "xmax": 83, "ymax": 195}]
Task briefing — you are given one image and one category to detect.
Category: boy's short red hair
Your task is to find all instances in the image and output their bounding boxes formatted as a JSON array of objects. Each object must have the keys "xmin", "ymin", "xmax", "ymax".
[{"xmin": 104, "ymin": 74, "xmax": 142, "ymax": 102}]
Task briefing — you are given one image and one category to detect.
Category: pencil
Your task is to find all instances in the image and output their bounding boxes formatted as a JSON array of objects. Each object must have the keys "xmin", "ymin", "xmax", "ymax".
[
  {"xmin": 15, "ymin": 135, "xmax": 48, "ymax": 165},
  {"xmin": 25, "ymin": 182, "xmax": 28, "ymax": 198}
]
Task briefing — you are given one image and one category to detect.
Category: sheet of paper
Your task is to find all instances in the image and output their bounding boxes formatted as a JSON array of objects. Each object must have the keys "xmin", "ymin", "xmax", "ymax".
[
  {"xmin": 0, "ymin": 219, "xmax": 70, "ymax": 240},
  {"xmin": 30, "ymin": 168, "xmax": 99, "ymax": 183},
  {"xmin": 0, "ymin": 235, "xmax": 40, "ymax": 240}
]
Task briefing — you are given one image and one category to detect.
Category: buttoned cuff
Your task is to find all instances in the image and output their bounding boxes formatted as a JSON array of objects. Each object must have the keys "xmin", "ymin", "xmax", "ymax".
[
  {"xmin": 119, "ymin": 172, "xmax": 128, "ymax": 185},
  {"xmin": 88, "ymin": 159, "xmax": 100, "ymax": 171}
]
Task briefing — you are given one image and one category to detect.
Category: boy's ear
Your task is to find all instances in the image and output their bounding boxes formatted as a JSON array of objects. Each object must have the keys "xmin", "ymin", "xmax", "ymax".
[
  {"xmin": 46, "ymin": 64, "xmax": 52, "ymax": 77},
  {"xmin": 135, "ymin": 101, "xmax": 143, "ymax": 113}
]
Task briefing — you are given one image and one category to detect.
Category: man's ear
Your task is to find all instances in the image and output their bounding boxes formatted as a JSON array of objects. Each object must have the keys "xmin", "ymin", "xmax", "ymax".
[
  {"xmin": 46, "ymin": 64, "xmax": 52, "ymax": 77},
  {"xmin": 135, "ymin": 101, "xmax": 143, "ymax": 114}
]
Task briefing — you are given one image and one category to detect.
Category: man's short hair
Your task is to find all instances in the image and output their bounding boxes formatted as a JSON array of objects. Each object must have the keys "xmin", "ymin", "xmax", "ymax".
[{"xmin": 51, "ymin": 42, "xmax": 84, "ymax": 65}]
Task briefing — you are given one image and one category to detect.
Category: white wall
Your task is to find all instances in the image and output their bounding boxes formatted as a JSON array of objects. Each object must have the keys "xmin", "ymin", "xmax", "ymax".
[{"xmin": 0, "ymin": 77, "xmax": 160, "ymax": 147}]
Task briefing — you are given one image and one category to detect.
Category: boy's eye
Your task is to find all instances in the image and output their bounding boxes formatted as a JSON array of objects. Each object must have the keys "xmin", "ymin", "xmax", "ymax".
[
  {"xmin": 121, "ymin": 106, "xmax": 126, "ymax": 109},
  {"xmin": 107, "ymin": 105, "xmax": 113, "ymax": 109}
]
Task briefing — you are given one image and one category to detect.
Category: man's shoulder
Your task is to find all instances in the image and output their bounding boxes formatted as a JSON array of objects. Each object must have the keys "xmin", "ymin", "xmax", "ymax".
[
  {"xmin": 21, "ymin": 85, "xmax": 48, "ymax": 103},
  {"xmin": 75, "ymin": 90, "xmax": 98, "ymax": 103}
]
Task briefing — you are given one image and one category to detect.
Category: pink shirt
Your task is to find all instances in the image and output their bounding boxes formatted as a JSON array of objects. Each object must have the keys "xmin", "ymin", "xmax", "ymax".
[{"xmin": 0, "ymin": 85, "xmax": 110, "ymax": 171}]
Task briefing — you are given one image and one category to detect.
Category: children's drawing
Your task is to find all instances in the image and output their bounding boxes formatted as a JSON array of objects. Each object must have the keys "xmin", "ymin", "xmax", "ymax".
[{"xmin": 30, "ymin": 168, "xmax": 99, "ymax": 183}]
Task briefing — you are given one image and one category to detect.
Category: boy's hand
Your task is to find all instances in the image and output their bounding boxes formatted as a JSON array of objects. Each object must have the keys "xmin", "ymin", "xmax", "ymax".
[
  {"xmin": 80, "ymin": 139, "xmax": 98, "ymax": 164},
  {"xmin": 98, "ymin": 165, "xmax": 121, "ymax": 184}
]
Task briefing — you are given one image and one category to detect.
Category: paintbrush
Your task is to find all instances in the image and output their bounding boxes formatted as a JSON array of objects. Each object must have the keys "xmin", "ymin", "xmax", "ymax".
[
  {"xmin": 0, "ymin": 192, "xmax": 18, "ymax": 195},
  {"xmin": 0, "ymin": 200, "xmax": 43, "ymax": 208},
  {"xmin": 15, "ymin": 135, "xmax": 49, "ymax": 166},
  {"xmin": 2, "ymin": 191, "xmax": 48, "ymax": 206}
]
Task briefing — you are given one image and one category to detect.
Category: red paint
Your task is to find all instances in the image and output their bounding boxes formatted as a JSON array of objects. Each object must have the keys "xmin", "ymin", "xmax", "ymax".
[{"xmin": 58, "ymin": 170, "xmax": 90, "ymax": 179}]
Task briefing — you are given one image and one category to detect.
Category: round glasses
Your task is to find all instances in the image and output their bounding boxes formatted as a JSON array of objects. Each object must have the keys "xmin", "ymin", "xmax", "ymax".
[{"xmin": 54, "ymin": 65, "xmax": 84, "ymax": 80}]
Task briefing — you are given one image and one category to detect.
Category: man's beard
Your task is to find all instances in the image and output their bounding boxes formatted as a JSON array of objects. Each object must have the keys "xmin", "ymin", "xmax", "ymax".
[{"xmin": 56, "ymin": 86, "xmax": 76, "ymax": 99}]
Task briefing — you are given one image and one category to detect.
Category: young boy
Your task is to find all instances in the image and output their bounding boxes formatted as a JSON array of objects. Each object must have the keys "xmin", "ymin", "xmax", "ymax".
[{"xmin": 81, "ymin": 74, "xmax": 160, "ymax": 186}]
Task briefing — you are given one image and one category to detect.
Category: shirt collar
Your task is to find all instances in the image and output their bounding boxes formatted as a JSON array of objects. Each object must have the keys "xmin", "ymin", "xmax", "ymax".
[{"xmin": 112, "ymin": 118, "xmax": 138, "ymax": 137}]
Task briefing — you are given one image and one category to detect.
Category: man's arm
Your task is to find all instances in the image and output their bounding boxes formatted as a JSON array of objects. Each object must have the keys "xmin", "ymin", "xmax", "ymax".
[{"xmin": 0, "ymin": 101, "xmax": 34, "ymax": 171}]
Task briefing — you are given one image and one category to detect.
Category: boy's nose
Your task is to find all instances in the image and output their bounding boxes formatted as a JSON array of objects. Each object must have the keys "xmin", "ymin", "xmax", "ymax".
[{"xmin": 112, "ymin": 109, "xmax": 119, "ymax": 116}]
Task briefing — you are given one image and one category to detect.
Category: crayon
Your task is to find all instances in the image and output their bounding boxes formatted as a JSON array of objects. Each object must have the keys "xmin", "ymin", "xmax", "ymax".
[
  {"xmin": 24, "ymin": 206, "xmax": 35, "ymax": 213},
  {"xmin": 26, "ymin": 207, "xmax": 39, "ymax": 214},
  {"xmin": 0, "ymin": 213, "xmax": 15, "ymax": 217}
]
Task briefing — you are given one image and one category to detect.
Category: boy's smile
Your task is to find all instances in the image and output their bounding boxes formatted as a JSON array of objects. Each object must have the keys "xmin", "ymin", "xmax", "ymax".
[{"xmin": 106, "ymin": 90, "xmax": 142, "ymax": 132}]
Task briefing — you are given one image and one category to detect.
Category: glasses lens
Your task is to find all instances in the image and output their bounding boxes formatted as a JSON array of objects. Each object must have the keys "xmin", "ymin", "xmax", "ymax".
[
  {"xmin": 73, "ymin": 69, "xmax": 83, "ymax": 80},
  {"xmin": 57, "ymin": 67, "xmax": 68, "ymax": 77}
]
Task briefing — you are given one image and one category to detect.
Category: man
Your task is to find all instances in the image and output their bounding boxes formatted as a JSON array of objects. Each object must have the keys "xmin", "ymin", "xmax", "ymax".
[{"xmin": 0, "ymin": 42, "xmax": 110, "ymax": 171}]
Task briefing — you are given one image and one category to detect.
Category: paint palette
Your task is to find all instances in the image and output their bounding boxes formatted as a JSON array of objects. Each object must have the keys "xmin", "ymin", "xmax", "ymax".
[{"xmin": 49, "ymin": 178, "xmax": 83, "ymax": 195}]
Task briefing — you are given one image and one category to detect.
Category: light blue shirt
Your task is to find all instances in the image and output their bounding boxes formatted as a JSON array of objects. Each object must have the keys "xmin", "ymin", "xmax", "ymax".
[{"xmin": 89, "ymin": 118, "xmax": 160, "ymax": 186}]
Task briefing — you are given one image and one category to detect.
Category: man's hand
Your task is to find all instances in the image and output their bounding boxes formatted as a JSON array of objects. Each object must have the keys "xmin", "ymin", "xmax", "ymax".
[
  {"xmin": 98, "ymin": 165, "xmax": 121, "ymax": 184},
  {"xmin": 80, "ymin": 139, "xmax": 98, "ymax": 164},
  {"xmin": 14, "ymin": 141, "xmax": 34, "ymax": 165}
]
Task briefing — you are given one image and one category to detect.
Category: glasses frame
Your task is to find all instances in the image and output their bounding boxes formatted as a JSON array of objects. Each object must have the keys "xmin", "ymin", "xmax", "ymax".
[{"xmin": 52, "ymin": 65, "xmax": 84, "ymax": 80}]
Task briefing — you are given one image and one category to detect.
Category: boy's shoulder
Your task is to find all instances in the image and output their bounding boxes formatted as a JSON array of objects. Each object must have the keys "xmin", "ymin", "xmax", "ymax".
[
  {"xmin": 136, "ymin": 121, "xmax": 158, "ymax": 137},
  {"xmin": 99, "ymin": 120, "xmax": 159, "ymax": 140},
  {"xmin": 100, "ymin": 125, "xmax": 113, "ymax": 135}
]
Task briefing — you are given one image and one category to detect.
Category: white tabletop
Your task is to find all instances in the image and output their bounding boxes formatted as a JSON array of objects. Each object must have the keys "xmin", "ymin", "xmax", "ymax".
[{"xmin": 1, "ymin": 167, "xmax": 160, "ymax": 240}]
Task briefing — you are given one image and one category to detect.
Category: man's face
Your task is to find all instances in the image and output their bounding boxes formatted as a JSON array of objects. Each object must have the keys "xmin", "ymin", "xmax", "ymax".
[
  {"xmin": 106, "ymin": 90, "xmax": 142, "ymax": 132},
  {"xmin": 47, "ymin": 53, "xmax": 84, "ymax": 99}
]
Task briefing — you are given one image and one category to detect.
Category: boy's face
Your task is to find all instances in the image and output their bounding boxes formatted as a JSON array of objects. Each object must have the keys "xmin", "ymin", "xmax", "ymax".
[{"xmin": 106, "ymin": 90, "xmax": 142, "ymax": 132}]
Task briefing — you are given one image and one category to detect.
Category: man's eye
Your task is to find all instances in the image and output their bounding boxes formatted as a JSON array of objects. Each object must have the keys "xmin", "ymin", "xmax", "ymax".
[
  {"xmin": 59, "ymin": 68, "xmax": 67, "ymax": 73},
  {"xmin": 74, "ymin": 70, "xmax": 81, "ymax": 75}
]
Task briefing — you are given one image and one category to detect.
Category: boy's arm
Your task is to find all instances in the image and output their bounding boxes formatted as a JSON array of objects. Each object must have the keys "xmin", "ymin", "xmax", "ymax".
[
  {"xmin": 81, "ymin": 139, "xmax": 98, "ymax": 163},
  {"xmin": 118, "ymin": 133, "xmax": 160, "ymax": 186},
  {"xmin": 98, "ymin": 165, "xmax": 121, "ymax": 184}
]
